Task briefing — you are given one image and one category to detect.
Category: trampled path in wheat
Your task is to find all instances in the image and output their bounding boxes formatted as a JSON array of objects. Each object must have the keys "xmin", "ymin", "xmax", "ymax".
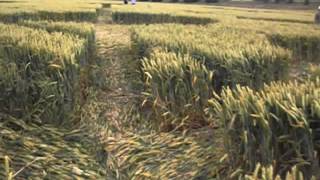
[{"xmin": 95, "ymin": 19, "xmax": 136, "ymax": 138}]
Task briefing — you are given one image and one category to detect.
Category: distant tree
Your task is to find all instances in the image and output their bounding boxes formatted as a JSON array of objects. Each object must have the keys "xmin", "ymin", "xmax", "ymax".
[
  {"xmin": 183, "ymin": 0, "xmax": 199, "ymax": 2},
  {"xmin": 256, "ymin": 0, "xmax": 270, "ymax": 3},
  {"xmin": 304, "ymin": 0, "xmax": 309, "ymax": 5},
  {"xmin": 287, "ymin": 0, "xmax": 293, "ymax": 3},
  {"xmin": 206, "ymin": 0, "xmax": 219, "ymax": 3}
]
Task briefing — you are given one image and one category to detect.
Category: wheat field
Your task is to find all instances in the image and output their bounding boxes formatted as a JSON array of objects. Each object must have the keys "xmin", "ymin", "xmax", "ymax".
[{"xmin": 0, "ymin": 0, "xmax": 320, "ymax": 179}]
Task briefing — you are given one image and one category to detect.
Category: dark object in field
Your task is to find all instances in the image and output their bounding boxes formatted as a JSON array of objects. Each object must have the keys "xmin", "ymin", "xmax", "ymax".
[
  {"xmin": 124, "ymin": 0, "xmax": 128, "ymax": 4},
  {"xmin": 183, "ymin": 0, "xmax": 198, "ymax": 2},
  {"xmin": 102, "ymin": 3, "xmax": 111, "ymax": 8},
  {"xmin": 310, "ymin": 120, "xmax": 320, "ymax": 166},
  {"xmin": 316, "ymin": 7, "xmax": 320, "ymax": 24},
  {"xmin": 205, "ymin": 0, "xmax": 219, "ymax": 3}
]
